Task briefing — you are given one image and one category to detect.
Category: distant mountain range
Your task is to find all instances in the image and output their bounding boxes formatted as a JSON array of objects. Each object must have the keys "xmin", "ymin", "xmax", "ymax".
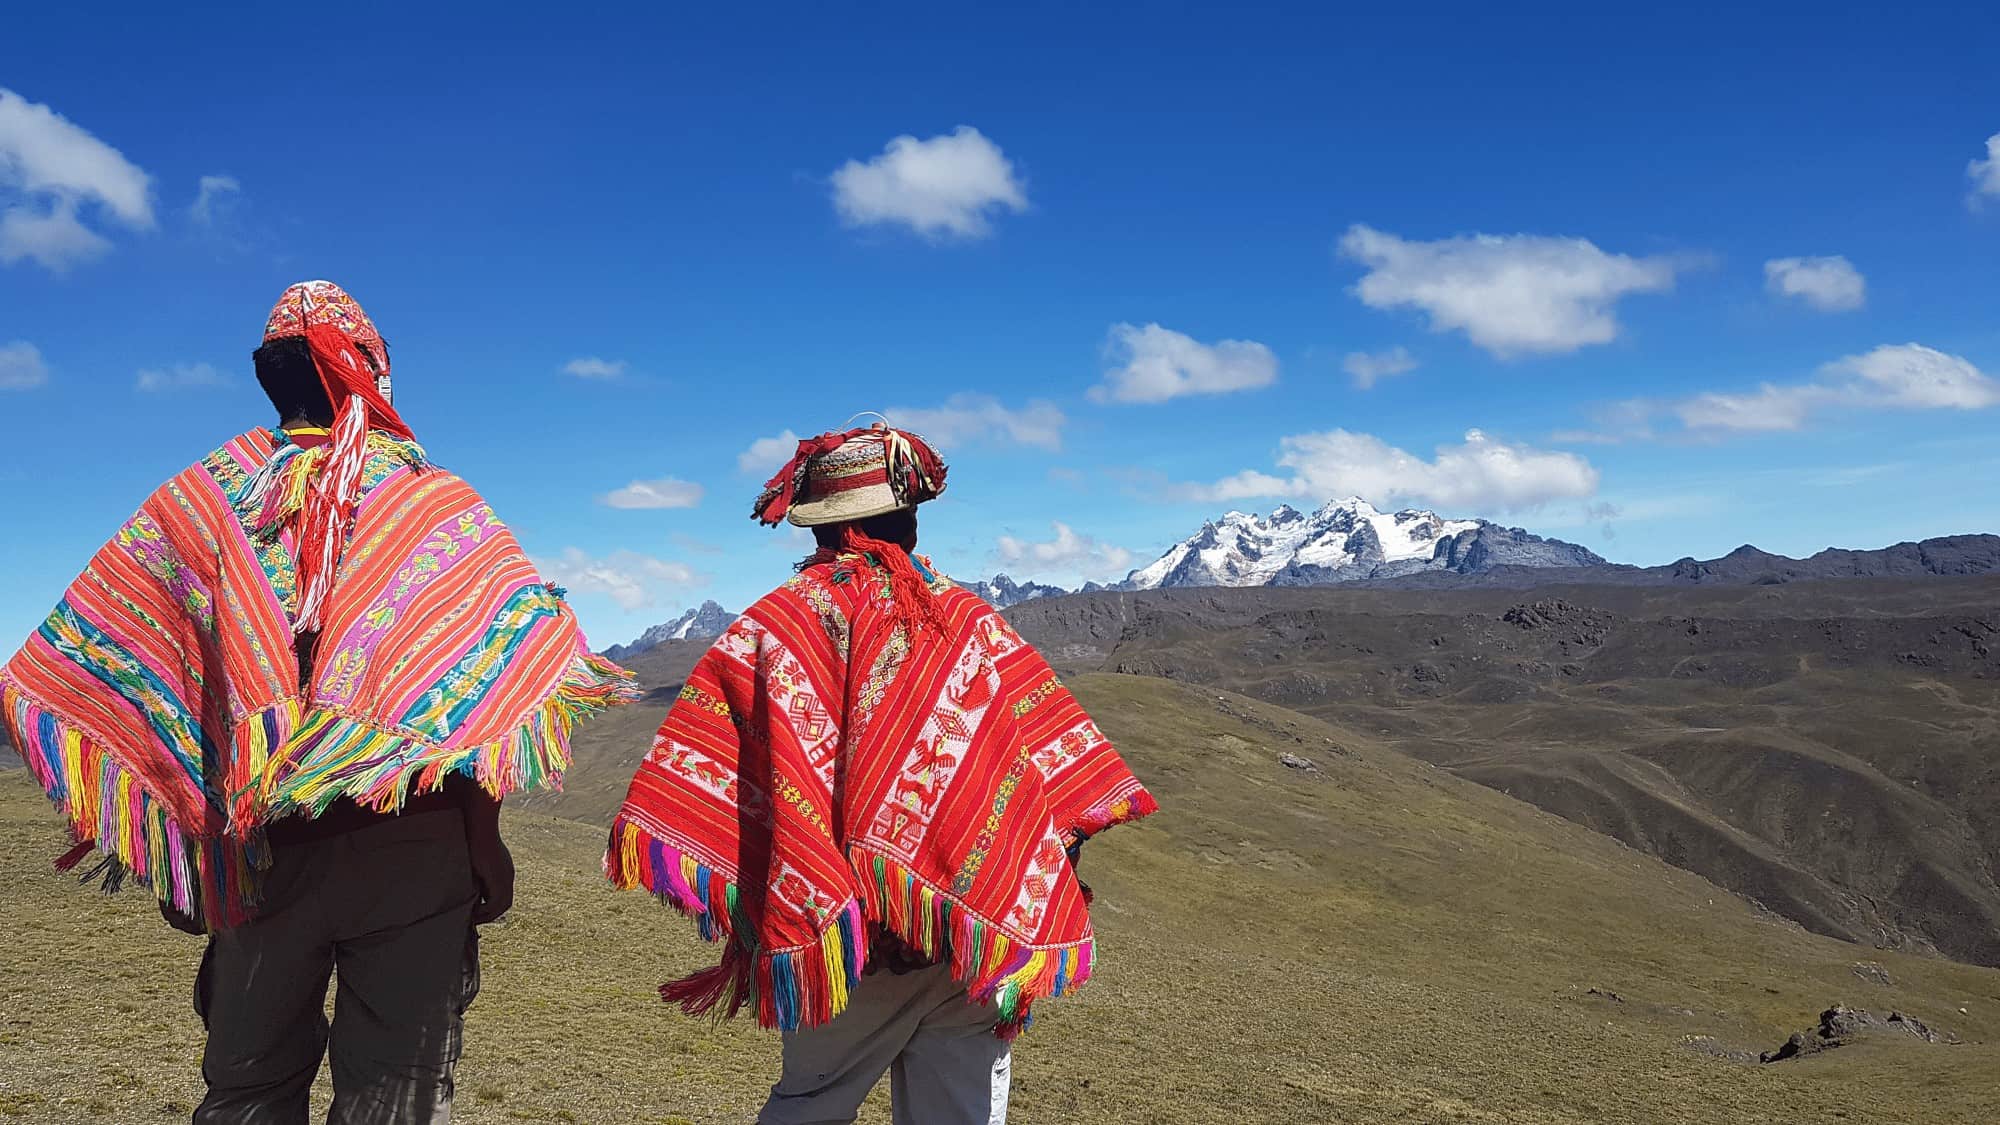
[
  {"xmin": 598, "ymin": 499, "xmax": 2000, "ymax": 654},
  {"xmin": 973, "ymin": 498, "xmax": 1610, "ymax": 607},
  {"xmin": 965, "ymin": 498, "xmax": 2000, "ymax": 607}
]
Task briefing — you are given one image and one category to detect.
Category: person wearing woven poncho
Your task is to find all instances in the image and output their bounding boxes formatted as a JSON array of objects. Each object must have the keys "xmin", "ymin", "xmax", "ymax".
[
  {"xmin": 606, "ymin": 423, "xmax": 1158, "ymax": 1124},
  {"xmin": 0, "ymin": 281, "xmax": 639, "ymax": 1123}
]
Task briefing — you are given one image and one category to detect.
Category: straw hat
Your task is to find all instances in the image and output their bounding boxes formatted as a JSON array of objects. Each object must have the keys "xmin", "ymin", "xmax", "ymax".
[{"xmin": 752, "ymin": 423, "xmax": 948, "ymax": 528}]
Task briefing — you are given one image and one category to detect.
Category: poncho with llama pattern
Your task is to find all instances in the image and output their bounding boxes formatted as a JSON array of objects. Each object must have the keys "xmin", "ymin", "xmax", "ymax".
[{"xmin": 607, "ymin": 552, "xmax": 1157, "ymax": 1036}]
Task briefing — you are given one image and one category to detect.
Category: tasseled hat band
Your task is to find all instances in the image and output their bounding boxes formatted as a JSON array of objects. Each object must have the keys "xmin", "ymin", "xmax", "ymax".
[
  {"xmin": 755, "ymin": 422, "xmax": 949, "ymax": 632},
  {"xmin": 752, "ymin": 423, "xmax": 947, "ymax": 528}
]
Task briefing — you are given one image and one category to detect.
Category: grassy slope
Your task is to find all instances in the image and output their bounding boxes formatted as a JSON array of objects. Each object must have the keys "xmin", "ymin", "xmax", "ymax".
[{"xmin": 4, "ymin": 674, "xmax": 1999, "ymax": 1124}]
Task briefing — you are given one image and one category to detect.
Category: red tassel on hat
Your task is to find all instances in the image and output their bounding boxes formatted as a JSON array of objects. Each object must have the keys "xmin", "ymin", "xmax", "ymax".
[
  {"xmin": 752, "ymin": 429, "xmax": 859, "ymax": 526},
  {"xmin": 289, "ymin": 324, "xmax": 414, "ymax": 635}
]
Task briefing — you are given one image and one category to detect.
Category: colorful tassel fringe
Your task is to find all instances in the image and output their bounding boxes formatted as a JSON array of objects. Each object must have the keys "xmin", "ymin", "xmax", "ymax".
[
  {"xmin": 257, "ymin": 651, "xmax": 640, "ymax": 820},
  {"xmin": 606, "ymin": 816, "xmax": 1099, "ymax": 1036},
  {"xmin": 3, "ymin": 681, "xmax": 265, "ymax": 931},
  {"xmin": 2, "ymin": 648, "xmax": 636, "ymax": 931}
]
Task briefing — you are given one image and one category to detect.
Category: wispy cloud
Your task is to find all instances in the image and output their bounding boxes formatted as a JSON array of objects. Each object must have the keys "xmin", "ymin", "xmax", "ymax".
[
  {"xmin": 831, "ymin": 126, "xmax": 1027, "ymax": 240},
  {"xmin": 189, "ymin": 174, "xmax": 239, "ymax": 225},
  {"xmin": 1091, "ymin": 323, "xmax": 1277, "ymax": 403},
  {"xmin": 534, "ymin": 548, "xmax": 701, "ymax": 610},
  {"xmin": 1178, "ymin": 428, "xmax": 1599, "ymax": 513},
  {"xmin": 1339, "ymin": 224, "xmax": 1685, "ymax": 358},
  {"xmin": 1342, "ymin": 346, "xmax": 1418, "ymax": 389},
  {"xmin": 1764, "ymin": 255, "xmax": 1864, "ymax": 312},
  {"xmin": 599, "ymin": 477, "xmax": 704, "ymax": 509},
  {"xmin": 0, "ymin": 340, "xmax": 48, "ymax": 389},
  {"xmin": 562, "ymin": 356, "xmax": 628, "ymax": 380},
  {"xmin": 995, "ymin": 521, "xmax": 1133, "ymax": 579},
  {"xmin": 0, "ymin": 88, "xmax": 153, "ymax": 271},
  {"xmin": 1571, "ymin": 342, "xmax": 1999, "ymax": 442},
  {"xmin": 885, "ymin": 394, "xmax": 1065, "ymax": 451},
  {"xmin": 1968, "ymin": 132, "xmax": 2000, "ymax": 208},
  {"xmin": 136, "ymin": 361, "xmax": 229, "ymax": 393},
  {"xmin": 739, "ymin": 429, "xmax": 801, "ymax": 474}
]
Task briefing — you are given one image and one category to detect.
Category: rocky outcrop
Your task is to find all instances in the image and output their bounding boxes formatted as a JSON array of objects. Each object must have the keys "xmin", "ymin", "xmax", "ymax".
[{"xmin": 1760, "ymin": 1005, "xmax": 1953, "ymax": 1062}]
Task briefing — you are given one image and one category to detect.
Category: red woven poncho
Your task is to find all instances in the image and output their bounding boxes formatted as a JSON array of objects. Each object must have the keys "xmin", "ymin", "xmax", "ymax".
[{"xmin": 607, "ymin": 553, "xmax": 1156, "ymax": 1034}]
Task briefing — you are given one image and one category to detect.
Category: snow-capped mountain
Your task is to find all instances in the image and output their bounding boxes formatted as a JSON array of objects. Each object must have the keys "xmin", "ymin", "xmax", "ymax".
[
  {"xmin": 1124, "ymin": 499, "xmax": 1487, "ymax": 590},
  {"xmin": 601, "ymin": 600, "xmax": 737, "ymax": 661},
  {"xmin": 962, "ymin": 574, "xmax": 1078, "ymax": 609}
]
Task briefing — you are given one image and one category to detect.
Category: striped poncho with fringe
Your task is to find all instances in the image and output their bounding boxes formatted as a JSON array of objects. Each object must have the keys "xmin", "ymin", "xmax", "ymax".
[
  {"xmin": 607, "ymin": 552, "xmax": 1157, "ymax": 1036},
  {"xmin": 0, "ymin": 428, "xmax": 639, "ymax": 929}
]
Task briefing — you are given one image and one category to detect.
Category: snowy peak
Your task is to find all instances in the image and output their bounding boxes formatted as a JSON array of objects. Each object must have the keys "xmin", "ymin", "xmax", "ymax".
[
  {"xmin": 964, "ymin": 573, "xmax": 1070, "ymax": 609},
  {"xmin": 1123, "ymin": 498, "xmax": 1486, "ymax": 591},
  {"xmin": 601, "ymin": 600, "xmax": 737, "ymax": 661}
]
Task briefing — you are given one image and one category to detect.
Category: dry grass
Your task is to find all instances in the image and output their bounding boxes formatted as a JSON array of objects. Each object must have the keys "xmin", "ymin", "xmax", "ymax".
[{"xmin": 4, "ymin": 673, "xmax": 1998, "ymax": 1123}]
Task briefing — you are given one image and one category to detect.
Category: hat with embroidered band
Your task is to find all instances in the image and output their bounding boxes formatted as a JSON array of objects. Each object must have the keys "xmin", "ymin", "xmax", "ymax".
[{"xmin": 751, "ymin": 423, "xmax": 948, "ymax": 528}]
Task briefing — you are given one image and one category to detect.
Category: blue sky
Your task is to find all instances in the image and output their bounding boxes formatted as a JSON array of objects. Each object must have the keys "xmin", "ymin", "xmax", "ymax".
[{"xmin": 3, "ymin": 3, "xmax": 1997, "ymax": 649}]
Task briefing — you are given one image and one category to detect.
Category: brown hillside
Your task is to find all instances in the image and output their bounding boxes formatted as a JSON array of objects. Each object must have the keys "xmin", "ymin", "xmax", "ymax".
[{"xmin": 1003, "ymin": 577, "xmax": 2000, "ymax": 968}]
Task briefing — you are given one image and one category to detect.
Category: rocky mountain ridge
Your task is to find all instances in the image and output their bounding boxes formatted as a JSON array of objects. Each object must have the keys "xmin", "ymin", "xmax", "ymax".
[{"xmin": 600, "ymin": 600, "xmax": 736, "ymax": 661}]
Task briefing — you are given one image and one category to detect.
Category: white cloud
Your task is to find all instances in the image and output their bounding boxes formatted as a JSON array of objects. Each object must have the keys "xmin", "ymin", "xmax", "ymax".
[
  {"xmin": 599, "ymin": 477, "xmax": 705, "ymax": 509},
  {"xmin": 1824, "ymin": 343, "xmax": 1999, "ymax": 410},
  {"xmin": 535, "ymin": 548, "xmax": 700, "ymax": 611},
  {"xmin": 1576, "ymin": 342, "xmax": 1997, "ymax": 441},
  {"xmin": 136, "ymin": 361, "xmax": 230, "ymax": 393},
  {"xmin": 1764, "ymin": 255, "xmax": 1864, "ymax": 312},
  {"xmin": 886, "ymin": 393, "xmax": 1065, "ymax": 451},
  {"xmin": 831, "ymin": 126, "xmax": 1027, "ymax": 240},
  {"xmin": 0, "ymin": 88, "xmax": 152, "ymax": 270},
  {"xmin": 1339, "ymin": 224, "xmax": 1683, "ymax": 358},
  {"xmin": 1182, "ymin": 428, "xmax": 1599, "ymax": 513},
  {"xmin": 1969, "ymin": 133, "xmax": 2000, "ymax": 205},
  {"xmin": 0, "ymin": 340, "xmax": 48, "ymax": 389},
  {"xmin": 189, "ymin": 174, "xmax": 239, "ymax": 225},
  {"xmin": 1091, "ymin": 323, "xmax": 1278, "ymax": 403},
  {"xmin": 1673, "ymin": 384, "xmax": 1828, "ymax": 432},
  {"xmin": 1342, "ymin": 346, "xmax": 1419, "ymax": 389},
  {"xmin": 739, "ymin": 429, "xmax": 801, "ymax": 474},
  {"xmin": 562, "ymin": 356, "xmax": 627, "ymax": 380},
  {"xmin": 995, "ymin": 521, "xmax": 1133, "ymax": 578}
]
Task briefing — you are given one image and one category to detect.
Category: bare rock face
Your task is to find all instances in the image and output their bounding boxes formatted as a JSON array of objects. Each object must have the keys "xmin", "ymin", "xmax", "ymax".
[
  {"xmin": 1851, "ymin": 961, "xmax": 1894, "ymax": 987},
  {"xmin": 1760, "ymin": 1005, "xmax": 1954, "ymax": 1062}
]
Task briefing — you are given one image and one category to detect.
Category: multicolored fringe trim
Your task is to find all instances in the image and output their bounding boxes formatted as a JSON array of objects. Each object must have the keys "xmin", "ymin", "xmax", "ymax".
[
  {"xmin": 4, "ymin": 649, "xmax": 636, "ymax": 930},
  {"xmin": 2, "ymin": 681, "xmax": 266, "ymax": 931},
  {"xmin": 259, "ymin": 651, "xmax": 641, "ymax": 819},
  {"xmin": 606, "ymin": 815, "xmax": 867, "ymax": 1030},
  {"xmin": 1068, "ymin": 788, "xmax": 1160, "ymax": 842},
  {"xmin": 233, "ymin": 428, "xmax": 427, "ymax": 535},
  {"xmin": 606, "ymin": 816, "xmax": 1098, "ymax": 1037}
]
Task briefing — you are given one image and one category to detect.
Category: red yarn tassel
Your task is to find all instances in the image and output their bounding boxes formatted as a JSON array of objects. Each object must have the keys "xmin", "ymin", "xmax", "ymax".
[
  {"xmin": 53, "ymin": 839, "xmax": 94, "ymax": 872},
  {"xmin": 841, "ymin": 527, "xmax": 941, "ymax": 632},
  {"xmin": 287, "ymin": 326, "xmax": 415, "ymax": 634},
  {"xmin": 661, "ymin": 944, "xmax": 753, "ymax": 1018},
  {"xmin": 752, "ymin": 430, "xmax": 856, "ymax": 526}
]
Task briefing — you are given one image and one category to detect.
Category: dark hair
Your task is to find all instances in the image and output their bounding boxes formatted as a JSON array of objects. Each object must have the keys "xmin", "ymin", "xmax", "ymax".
[
  {"xmin": 812, "ymin": 508, "xmax": 918, "ymax": 551},
  {"xmin": 252, "ymin": 336, "xmax": 335, "ymax": 426}
]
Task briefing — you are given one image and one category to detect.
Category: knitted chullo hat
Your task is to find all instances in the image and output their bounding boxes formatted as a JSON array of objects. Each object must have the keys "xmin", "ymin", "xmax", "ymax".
[
  {"xmin": 753, "ymin": 423, "xmax": 948, "ymax": 629},
  {"xmin": 252, "ymin": 280, "xmax": 415, "ymax": 635}
]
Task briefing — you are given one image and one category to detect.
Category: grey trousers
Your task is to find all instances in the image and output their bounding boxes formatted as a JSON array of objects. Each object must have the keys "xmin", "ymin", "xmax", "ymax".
[
  {"xmin": 758, "ymin": 962, "xmax": 1011, "ymax": 1125},
  {"xmin": 193, "ymin": 808, "xmax": 481, "ymax": 1125}
]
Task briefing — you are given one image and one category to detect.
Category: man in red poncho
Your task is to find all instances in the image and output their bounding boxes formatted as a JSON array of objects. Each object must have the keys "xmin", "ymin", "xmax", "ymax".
[{"xmin": 607, "ymin": 423, "xmax": 1157, "ymax": 1124}]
